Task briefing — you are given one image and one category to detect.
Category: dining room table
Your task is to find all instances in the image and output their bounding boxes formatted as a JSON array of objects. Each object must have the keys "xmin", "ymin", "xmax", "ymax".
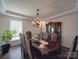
[
  {"xmin": 32, "ymin": 38, "xmax": 51, "ymax": 55},
  {"xmin": 31, "ymin": 37, "xmax": 61, "ymax": 59}
]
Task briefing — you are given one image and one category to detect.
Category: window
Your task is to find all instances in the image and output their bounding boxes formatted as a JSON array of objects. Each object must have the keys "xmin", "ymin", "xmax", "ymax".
[{"xmin": 10, "ymin": 20, "xmax": 22, "ymax": 41}]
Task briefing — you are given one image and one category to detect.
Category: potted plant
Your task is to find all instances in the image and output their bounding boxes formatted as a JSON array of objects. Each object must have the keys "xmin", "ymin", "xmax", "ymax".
[{"xmin": 0, "ymin": 30, "xmax": 16, "ymax": 55}]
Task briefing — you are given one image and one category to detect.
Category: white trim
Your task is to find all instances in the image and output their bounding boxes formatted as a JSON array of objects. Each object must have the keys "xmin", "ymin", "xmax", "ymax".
[
  {"xmin": 45, "ymin": 9, "xmax": 78, "ymax": 20},
  {"xmin": 5, "ymin": 10, "xmax": 34, "ymax": 20}
]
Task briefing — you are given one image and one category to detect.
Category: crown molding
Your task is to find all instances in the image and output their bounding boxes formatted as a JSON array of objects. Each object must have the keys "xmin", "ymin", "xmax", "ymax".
[
  {"xmin": 45, "ymin": 9, "xmax": 78, "ymax": 20},
  {"xmin": 5, "ymin": 10, "xmax": 34, "ymax": 20},
  {"xmin": 0, "ymin": 0, "xmax": 35, "ymax": 20},
  {"xmin": 0, "ymin": 13, "xmax": 33, "ymax": 21}
]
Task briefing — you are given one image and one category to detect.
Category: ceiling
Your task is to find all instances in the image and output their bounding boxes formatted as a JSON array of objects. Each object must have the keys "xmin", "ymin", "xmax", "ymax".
[{"xmin": 0, "ymin": 0, "xmax": 77, "ymax": 20}]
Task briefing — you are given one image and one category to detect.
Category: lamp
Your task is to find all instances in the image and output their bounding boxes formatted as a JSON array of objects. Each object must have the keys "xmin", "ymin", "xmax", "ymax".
[
  {"xmin": 32, "ymin": 9, "xmax": 45, "ymax": 40},
  {"xmin": 32, "ymin": 9, "xmax": 42, "ymax": 28}
]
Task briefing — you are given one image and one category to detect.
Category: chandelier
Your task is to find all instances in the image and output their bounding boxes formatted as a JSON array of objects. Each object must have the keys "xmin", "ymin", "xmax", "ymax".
[{"xmin": 32, "ymin": 9, "xmax": 42, "ymax": 28}]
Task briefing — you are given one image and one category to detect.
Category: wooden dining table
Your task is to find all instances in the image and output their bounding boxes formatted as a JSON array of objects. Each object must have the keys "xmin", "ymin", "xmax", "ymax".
[{"xmin": 32, "ymin": 39, "xmax": 50, "ymax": 55}]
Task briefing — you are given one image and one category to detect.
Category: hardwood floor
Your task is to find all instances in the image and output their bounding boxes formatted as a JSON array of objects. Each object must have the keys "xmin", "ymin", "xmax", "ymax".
[
  {"xmin": 0, "ymin": 45, "xmax": 77, "ymax": 59},
  {"xmin": 1, "ymin": 46, "xmax": 23, "ymax": 59},
  {"xmin": 0, "ymin": 46, "xmax": 68, "ymax": 59}
]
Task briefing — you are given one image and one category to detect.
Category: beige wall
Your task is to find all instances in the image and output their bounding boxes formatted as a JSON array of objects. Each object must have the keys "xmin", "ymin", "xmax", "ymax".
[
  {"xmin": 0, "ymin": 16, "xmax": 10, "ymax": 35},
  {"xmin": 42, "ymin": 12, "xmax": 78, "ymax": 48},
  {"xmin": 22, "ymin": 20, "xmax": 40, "ymax": 35}
]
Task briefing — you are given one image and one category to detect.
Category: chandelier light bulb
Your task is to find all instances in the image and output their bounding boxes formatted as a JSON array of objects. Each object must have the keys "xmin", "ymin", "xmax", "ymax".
[{"xmin": 32, "ymin": 9, "xmax": 45, "ymax": 28}]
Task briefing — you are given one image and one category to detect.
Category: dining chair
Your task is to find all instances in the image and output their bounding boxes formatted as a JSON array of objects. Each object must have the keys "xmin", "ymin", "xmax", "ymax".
[
  {"xmin": 24, "ymin": 36, "xmax": 43, "ymax": 59},
  {"xmin": 19, "ymin": 33, "xmax": 28, "ymax": 59},
  {"xmin": 67, "ymin": 35, "xmax": 78, "ymax": 59},
  {"xmin": 42, "ymin": 33, "xmax": 49, "ymax": 41},
  {"xmin": 24, "ymin": 37, "xmax": 34, "ymax": 59}
]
